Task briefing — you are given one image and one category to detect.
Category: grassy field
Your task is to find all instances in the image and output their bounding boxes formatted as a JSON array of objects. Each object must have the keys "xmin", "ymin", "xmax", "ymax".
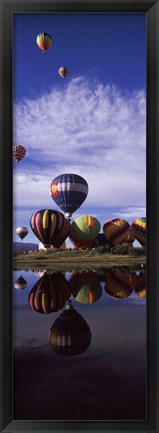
[{"xmin": 13, "ymin": 249, "xmax": 146, "ymax": 271}]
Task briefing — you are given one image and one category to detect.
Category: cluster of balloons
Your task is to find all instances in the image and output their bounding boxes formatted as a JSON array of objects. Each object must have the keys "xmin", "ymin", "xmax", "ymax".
[{"xmin": 15, "ymin": 170, "xmax": 146, "ymax": 249}]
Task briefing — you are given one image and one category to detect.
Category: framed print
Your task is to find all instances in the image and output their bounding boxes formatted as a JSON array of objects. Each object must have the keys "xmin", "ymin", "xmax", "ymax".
[{"xmin": 0, "ymin": 0, "xmax": 159, "ymax": 432}]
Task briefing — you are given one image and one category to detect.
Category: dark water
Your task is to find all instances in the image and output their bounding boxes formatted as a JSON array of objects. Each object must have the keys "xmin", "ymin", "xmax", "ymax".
[{"xmin": 13, "ymin": 267, "xmax": 146, "ymax": 421}]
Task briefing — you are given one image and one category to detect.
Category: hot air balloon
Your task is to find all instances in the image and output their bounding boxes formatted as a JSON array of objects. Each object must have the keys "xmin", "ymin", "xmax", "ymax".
[
  {"xmin": 14, "ymin": 275, "xmax": 27, "ymax": 290},
  {"xmin": 131, "ymin": 218, "xmax": 146, "ymax": 246},
  {"xmin": 120, "ymin": 225, "xmax": 135, "ymax": 247},
  {"xmin": 70, "ymin": 271, "xmax": 102, "ymax": 304},
  {"xmin": 69, "ymin": 215, "xmax": 100, "ymax": 249},
  {"xmin": 16, "ymin": 227, "xmax": 28, "ymax": 241},
  {"xmin": 93, "ymin": 232, "xmax": 110, "ymax": 248},
  {"xmin": 59, "ymin": 66, "xmax": 68, "ymax": 78},
  {"xmin": 30, "ymin": 209, "xmax": 69, "ymax": 248},
  {"xmin": 36, "ymin": 32, "xmax": 52, "ymax": 53},
  {"xmin": 50, "ymin": 173, "xmax": 88, "ymax": 220},
  {"xmin": 105, "ymin": 271, "xmax": 133, "ymax": 299},
  {"xmin": 28, "ymin": 273, "xmax": 71, "ymax": 314},
  {"xmin": 49, "ymin": 300, "xmax": 91, "ymax": 356},
  {"xmin": 134, "ymin": 272, "xmax": 146, "ymax": 298},
  {"xmin": 13, "ymin": 145, "xmax": 26, "ymax": 164},
  {"xmin": 103, "ymin": 219, "xmax": 130, "ymax": 246}
]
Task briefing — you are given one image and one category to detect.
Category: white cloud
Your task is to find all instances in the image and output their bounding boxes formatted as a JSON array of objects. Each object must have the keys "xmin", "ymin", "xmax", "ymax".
[{"xmin": 13, "ymin": 77, "xmax": 146, "ymax": 209}]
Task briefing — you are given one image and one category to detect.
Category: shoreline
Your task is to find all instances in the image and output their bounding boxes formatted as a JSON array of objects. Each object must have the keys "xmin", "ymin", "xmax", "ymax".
[{"xmin": 13, "ymin": 254, "xmax": 146, "ymax": 271}]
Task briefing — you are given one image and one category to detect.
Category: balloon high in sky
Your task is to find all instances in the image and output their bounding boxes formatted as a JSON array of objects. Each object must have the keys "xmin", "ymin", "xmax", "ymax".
[
  {"xmin": 36, "ymin": 32, "xmax": 52, "ymax": 53},
  {"xmin": 13, "ymin": 145, "xmax": 26, "ymax": 164}
]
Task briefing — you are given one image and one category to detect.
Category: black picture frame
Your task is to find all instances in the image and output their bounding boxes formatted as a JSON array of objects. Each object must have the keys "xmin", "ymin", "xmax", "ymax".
[{"xmin": 0, "ymin": 0, "xmax": 159, "ymax": 432}]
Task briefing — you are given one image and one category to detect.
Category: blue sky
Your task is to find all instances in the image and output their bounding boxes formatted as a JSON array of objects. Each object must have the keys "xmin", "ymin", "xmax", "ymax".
[{"xmin": 13, "ymin": 13, "xmax": 146, "ymax": 245}]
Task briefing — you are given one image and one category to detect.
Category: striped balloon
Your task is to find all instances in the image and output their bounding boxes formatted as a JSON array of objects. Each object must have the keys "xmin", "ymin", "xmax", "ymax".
[
  {"xmin": 120, "ymin": 225, "xmax": 135, "ymax": 247},
  {"xmin": 105, "ymin": 271, "xmax": 133, "ymax": 299},
  {"xmin": 69, "ymin": 215, "xmax": 100, "ymax": 248},
  {"xmin": 103, "ymin": 218, "xmax": 130, "ymax": 246},
  {"xmin": 13, "ymin": 145, "xmax": 26, "ymax": 164},
  {"xmin": 30, "ymin": 209, "xmax": 69, "ymax": 247},
  {"xmin": 50, "ymin": 173, "xmax": 88, "ymax": 219},
  {"xmin": 49, "ymin": 300, "xmax": 91, "ymax": 356},
  {"xmin": 59, "ymin": 66, "xmax": 68, "ymax": 78},
  {"xmin": 16, "ymin": 226, "xmax": 28, "ymax": 240},
  {"xmin": 36, "ymin": 32, "xmax": 52, "ymax": 53},
  {"xmin": 28, "ymin": 273, "xmax": 71, "ymax": 314},
  {"xmin": 70, "ymin": 271, "xmax": 102, "ymax": 304},
  {"xmin": 131, "ymin": 217, "xmax": 146, "ymax": 246}
]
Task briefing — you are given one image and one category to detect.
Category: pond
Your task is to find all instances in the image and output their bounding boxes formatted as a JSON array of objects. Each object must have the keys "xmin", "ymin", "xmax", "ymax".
[{"xmin": 13, "ymin": 266, "xmax": 146, "ymax": 421}]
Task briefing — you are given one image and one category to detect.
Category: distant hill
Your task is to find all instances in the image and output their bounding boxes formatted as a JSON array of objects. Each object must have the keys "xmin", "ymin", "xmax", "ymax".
[{"xmin": 13, "ymin": 242, "xmax": 38, "ymax": 252}]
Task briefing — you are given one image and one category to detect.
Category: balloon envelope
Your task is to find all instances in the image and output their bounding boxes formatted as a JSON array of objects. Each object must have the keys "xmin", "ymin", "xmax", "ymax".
[
  {"xmin": 59, "ymin": 66, "xmax": 68, "ymax": 78},
  {"xmin": 36, "ymin": 32, "xmax": 52, "ymax": 52},
  {"xmin": 120, "ymin": 225, "xmax": 135, "ymax": 247},
  {"xmin": 69, "ymin": 215, "xmax": 100, "ymax": 248},
  {"xmin": 105, "ymin": 271, "xmax": 133, "ymax": 299},
  {"xmin": 132, "ymin": 218, "xmax": 146, "ymax": 246},
  {"xmin": 16, "ymin": 227, "xmax": 28, "ymax": 240},
  {"xmin": 50, "ymin": 173, "xmax": 88, "ymax": 219},
  {"xmin": 28, "ymin": 272, "xmax": 71, "ymax": 313},
  {"xmin": 13, "ymin": 145, "xmax": 26, "ymax": 164},
  {"xmin": 70, "ymin": 271, "xmax": 102, "ymax": 303},
  {"xmin": 103, "ymin": 219, "xmax": 130, "ymax": 246},
  {"xmin": 49, "ymin": 301, "xmax": 91, "ymax": 356},
  {"xmin": 30, "ymin": 209, "xmax": 69, "ymax": 247}
]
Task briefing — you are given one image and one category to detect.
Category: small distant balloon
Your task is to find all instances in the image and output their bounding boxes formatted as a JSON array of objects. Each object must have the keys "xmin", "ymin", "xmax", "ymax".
[
  {"xmin": 59, "ymin": 66, "xmax": 68, "ymax": 78},
  {"xmin": 16, "ymin": 227, "xmax": 28, "ymax": 240},
  {"xmin": 13, "ymin": 145, "xmax": 26, "ymax": 164},
  {"xmin": 36, "ymin": 32, "xmax": 52, "ymax": 53}
]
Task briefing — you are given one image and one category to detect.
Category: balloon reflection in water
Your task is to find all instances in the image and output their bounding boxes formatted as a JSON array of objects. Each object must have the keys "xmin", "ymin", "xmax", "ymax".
[
  {"xmin": 70, "ymin": 271, "xmax": 102, "ymax": 304},
  {"xmin": 14, "ymin": 275, "xmax": 27, "ymax": 290},
  {"xmin": 103, "ymin": 219, "xmax": 130, "ymax": 246},
  {"xmin": 28, "ymin": 273, "xmax": 71, "ymax": 314},
  {"xmin": 105, "ymin": 271, "xmax": 133, "ymax": 299},
  {"xmin": 134, "ymin": 272, "xmax": 146, "ymax": 298},
  {"xmin": 49, "ymin": 300, "xmax": 91, "ymax": 356}
]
